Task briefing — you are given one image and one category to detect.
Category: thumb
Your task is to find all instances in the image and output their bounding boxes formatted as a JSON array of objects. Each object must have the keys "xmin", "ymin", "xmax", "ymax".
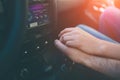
[
  {"xmin": 54, "ymin": 39, "xmax": 68, "ymax": 53},
  {"xmin": 54, "ymin": 39, "xmax": 87, "ymax": 63}
]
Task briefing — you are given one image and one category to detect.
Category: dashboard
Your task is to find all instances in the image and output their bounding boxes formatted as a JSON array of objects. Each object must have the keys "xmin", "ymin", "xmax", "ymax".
[{"xmin": 16, "ymin": 0, "xmax": 59, "ymax": 80}]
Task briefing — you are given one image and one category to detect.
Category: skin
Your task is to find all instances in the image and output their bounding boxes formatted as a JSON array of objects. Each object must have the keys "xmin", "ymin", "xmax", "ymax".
[
  {"xmin": 58, "ymin": 27, "xmax": 120, "ymax": 60},
  {"xmin": 54, "ymin": 40, "xmax": 120, "ymax": 79},
  {"xmin": 56, "ymin": 0, "xmax": 120, "ymax": 79}
]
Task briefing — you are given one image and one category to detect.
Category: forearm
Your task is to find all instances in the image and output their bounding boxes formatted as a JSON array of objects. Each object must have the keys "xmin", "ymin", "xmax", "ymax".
[
  {"xmin": 98, "ymin": 40, "xmax": 120, "ymax": 60},
  {"xmin": 55, "ymin": 40, "xmax": 120, "ymax": 78},
  {"xmin": 57, "ymin": 0, "xmax": 85, "ymax": 12},
  {"xmin": 81, "ymin": 54, "xmax": 120, "ymax": 79}
]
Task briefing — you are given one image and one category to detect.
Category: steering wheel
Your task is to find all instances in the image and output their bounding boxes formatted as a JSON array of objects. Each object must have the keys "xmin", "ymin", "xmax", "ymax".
[{"xmin": 0, "ymin": 0, "xmax": 25, "ymax": 79}]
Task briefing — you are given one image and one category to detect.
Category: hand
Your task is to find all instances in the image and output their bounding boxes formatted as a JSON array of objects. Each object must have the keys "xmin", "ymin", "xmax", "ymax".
[
  {"xmin": 54, "ymin": 39, "xmax": 90, "ymax": 64},
  {"xmin": 59, "ymin": 27, "xmax": 103, "ymax": 55},
  {"xmin": 54, "ymin": 40, "xmax": 120, "ymax": 78}
]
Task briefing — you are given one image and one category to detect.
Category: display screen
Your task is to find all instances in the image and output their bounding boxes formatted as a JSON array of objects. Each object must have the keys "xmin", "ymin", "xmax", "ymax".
[
  {"xmin": 27, "ymin": 3, "xmax": 49, "ymax": 28},
  {"xmin": 29, "ymin": 4, "xmax": 45, "ymax": 17}
]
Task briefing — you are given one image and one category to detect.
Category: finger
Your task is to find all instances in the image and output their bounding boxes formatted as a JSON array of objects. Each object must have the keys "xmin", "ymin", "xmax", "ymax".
[
  {"xmin": 63, "ymin": 36, "xmax": 74, "ymax": 42},
  {"xmin": 54, "ymin": 40, "xmax": 90, "ymax": 64},
  {"xmin": 54, "ymin": 39, "xmax": 79, "ymax": 61},
  {"xmin": 54, "ymin": 39, "xmax": 70, "ymax": 54},
  {"xmin": 65, "ymin": 41, "xmax": 78, "ymax": 48},
  {"xmin": 59, "ymin": 32, "xmax": 74, "ymax": 42},
  {"xmin": 60, "ymin": 35, "xmax": 74, "ymax": 43},
  {"xmin": 54, "ymin": 39, "xmax": 77, "ymax": 56},
  {"xmin": 59, "ymin": 27, "xmax": 75, "ymax": 37}
]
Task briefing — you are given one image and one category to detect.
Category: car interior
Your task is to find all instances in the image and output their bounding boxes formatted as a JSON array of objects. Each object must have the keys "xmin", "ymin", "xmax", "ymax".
[{"xmin": 0, "ymin": 0, "xmax": 119, "ymax": 80}]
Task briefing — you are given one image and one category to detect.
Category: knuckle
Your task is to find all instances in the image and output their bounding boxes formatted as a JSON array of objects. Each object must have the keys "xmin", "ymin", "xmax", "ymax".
[
  {"xmin": 66, "ymin": 41, "xmax": 71, "ymax": 45},
  {"xmin": 64, "ymin": 28, "xmax": 69, "ymax": 30}
]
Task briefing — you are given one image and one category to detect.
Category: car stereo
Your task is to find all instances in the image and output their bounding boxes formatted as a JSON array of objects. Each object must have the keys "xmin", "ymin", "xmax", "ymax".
[
  {"xmin": 15, "ymin": 0, "xmax": 58, "ymax": 80},
  {"xmin": 27, "ymin": 0, "xmax": 50, "ymax": 29},
  {"xmin": 24, "ymin": 0, "xmax": 57, "ymax": 42}
]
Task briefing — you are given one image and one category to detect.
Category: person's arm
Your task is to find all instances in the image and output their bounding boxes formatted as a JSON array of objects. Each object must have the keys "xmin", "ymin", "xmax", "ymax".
[
  {"xmin": 57, "ymin": 0, "xmax": 85, "ymax": 12},
  {"xmin": 59, "ymin": 27, "xmax": 120, "ymax": 60},
  {"xmin": 54, "ymin": 40, "xmax": 120, "ymax": 79},
  {"xmin": 97, "ymin": 40, "xmax": 120, "ymax": 60}
]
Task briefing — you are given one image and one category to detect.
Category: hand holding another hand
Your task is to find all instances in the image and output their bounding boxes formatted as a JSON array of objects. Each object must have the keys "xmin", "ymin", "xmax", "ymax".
[{"xmin": 58, "ymin": 27, "xmax": 103, "ymax": 55}]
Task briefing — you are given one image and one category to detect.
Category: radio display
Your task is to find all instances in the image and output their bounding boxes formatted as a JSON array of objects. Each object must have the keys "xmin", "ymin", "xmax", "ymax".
[
  {"xmin": 30, "ymin": 4, "xmax": 44, "ymax": 17},
  {"xmin": 27, "ymin": 3, "xmax": 49, "ymax": 28}
]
